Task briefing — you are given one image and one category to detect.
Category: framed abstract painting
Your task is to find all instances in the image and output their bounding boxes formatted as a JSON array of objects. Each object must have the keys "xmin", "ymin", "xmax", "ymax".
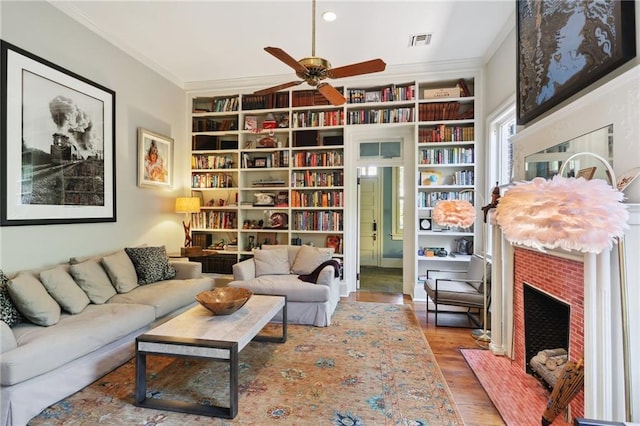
[
  {"xmin": 517, "ymin": 0, "xmax": 636, "ymax": 125},
  {"xmin": 1, "ymin": 41, "xmax": 116, "ymax": 226}
]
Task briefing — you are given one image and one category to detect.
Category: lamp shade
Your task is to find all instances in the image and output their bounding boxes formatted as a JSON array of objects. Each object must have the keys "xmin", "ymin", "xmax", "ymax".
[
  {"xmin": 433, "ymin": 199, "xmax": 476, "ymax": 228},
  {"xmin": 495, "ymin": 176, "xmax": 628, "ymax": 253},
  {"xmin": 175, "ymin": 197, "xmax": 201, "ymax": 214}
]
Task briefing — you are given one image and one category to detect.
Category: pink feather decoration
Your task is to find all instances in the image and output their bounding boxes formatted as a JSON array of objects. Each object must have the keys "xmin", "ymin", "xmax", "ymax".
[
  {"xmin": 495, "ymin": 176, "xmax": 629, "ymax": 253},
  {"xmin": 433, "ymin": 199, "xmax": 476, "ymax": 228}
]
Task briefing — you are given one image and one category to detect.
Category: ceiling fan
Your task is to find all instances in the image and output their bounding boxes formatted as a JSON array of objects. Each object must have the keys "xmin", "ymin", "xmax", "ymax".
[{"xmin": 254, "ymin": 0, "xmax": 386, "ymax": 106}]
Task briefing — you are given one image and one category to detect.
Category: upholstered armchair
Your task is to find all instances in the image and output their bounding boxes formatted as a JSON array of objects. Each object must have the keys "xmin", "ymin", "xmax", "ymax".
[{"xmin": 423, "ymin": 254, "xmax": 490, "ymax": 327}]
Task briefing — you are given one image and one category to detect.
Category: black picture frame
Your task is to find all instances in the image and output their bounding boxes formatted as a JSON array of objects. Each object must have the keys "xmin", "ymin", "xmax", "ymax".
[
  {"xmin": 1, "ymin": 41, "xmax": 116, "ymax": 226},
  {"xmin": 253, "ymin": 157, "xmax": 267, "ymax": 168},
  {"xmin": 517, "ymin": 1, "xmax": 636, "ymax": 125}
]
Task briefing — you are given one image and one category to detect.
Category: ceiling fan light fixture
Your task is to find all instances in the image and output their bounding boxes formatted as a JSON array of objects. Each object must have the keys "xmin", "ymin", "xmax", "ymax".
[{"xmin": 322, "ymin": 11, "xmax": 337, "ymax": 22}]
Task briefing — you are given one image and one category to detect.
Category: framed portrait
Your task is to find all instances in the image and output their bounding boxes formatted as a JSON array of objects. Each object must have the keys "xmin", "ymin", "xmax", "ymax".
[
  {"xmin": 517, "ymin": 1, "xmax": 636, "ymax": 125},
  {"xmin": 253, "ymin": 157, "xmax": 267, "ymax": 168},
  {"xmin": 1, "ymin": 41, "xmax": 116, "ymax": 226},
  {"xmin": 137, "ymin": 128, "xmax": 173, "ymax": 188}
]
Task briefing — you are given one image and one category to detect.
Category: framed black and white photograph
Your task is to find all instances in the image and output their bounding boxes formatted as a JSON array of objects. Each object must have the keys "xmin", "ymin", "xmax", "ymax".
[
  {"xmin": 1, "ymin": 41, "xmax": 116, "ymax": 226},
  {"xmin": 137, "ymin": 128, "xmax": 173, "ymax": 189},
  {"xmin": 517, "ymin": 1, "xmax": 636, "ymax": 125}
]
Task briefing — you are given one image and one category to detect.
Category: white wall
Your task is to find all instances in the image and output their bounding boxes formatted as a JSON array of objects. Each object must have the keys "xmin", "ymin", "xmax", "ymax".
[
  {"xmin": 0, "ymin": 1, "xmax": 189, "ymax": 273},
  {"xmin": 484, "ymin": 27, "xmax": 517, "ymax": 115}
]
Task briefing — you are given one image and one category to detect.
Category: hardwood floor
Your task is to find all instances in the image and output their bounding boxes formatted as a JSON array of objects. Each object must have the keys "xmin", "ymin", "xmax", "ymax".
[{"xmin": 345, "ymin": 291, "xmax": 505, "ymax": 426}]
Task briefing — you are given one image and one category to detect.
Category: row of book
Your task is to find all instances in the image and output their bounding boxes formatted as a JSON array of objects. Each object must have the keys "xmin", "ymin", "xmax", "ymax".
[
  {"xmin": 192, "ymin": 117, "xmax": 238, "ymax": 132},
  {"xmin": 191, "ymin": 154, "xmax": 235, "ymax": 170},
  {"xmin": 292, "ymin": 110, "xmax": 344, "ymax": 128},
  {"xmin": 419, "ymin": 147, "xmax": 474, "ymax": 165},
  {"xmin": 451, "ymin": 170, "xmax": 475, "ymax": 186},
  {"xmin": 347, "ymin": 107, "xmax": 415, "ymax": 125},
  {"xmin": 291, "ymin": 170, "xmax": 344, "ymax": 188},
  {"xmin": 418, "ymin": 191, "xmax": 474, "ymax": 208},
  {"xmin": 291, "ymin": 150, "xmax": 343, "ymax": 168},
  {"xmin": 347, "ymin": 84, "xmax": 415, "ymax": 103},
  {"xmin": 418, "ymin": 125, "xmax": 475, "ymax": 143},
  {"xmin": 193, "ymin": 96, "xmax": 239, "ymax": 113},
  {"xmin": 242, "ymin": 151, "xmax": 289, "ymax": 169},
  {"xmin": 291, "ymin": 211, "xmax": 344, "ymax": 232},
  {"xmin": 418, "ymin": 102, "xmax": 474, "ymax": 121},
  {"xmin": 190, "ymin": 211, "xmax": 237, "ymax": 230},
  {"xmin": 291, "ymin": 89, "xmax": 339, "ymax": 107},
  {"xmin": 241, "ymin": 93, "xmax": 289, "ymax": 110},
  {"xmin": 191, "ymin": 173, "xmax": 234, "ymax": 189},
  {"xmin": 290, "ymin": 190, "xmax": 344, "ymax": 208}
]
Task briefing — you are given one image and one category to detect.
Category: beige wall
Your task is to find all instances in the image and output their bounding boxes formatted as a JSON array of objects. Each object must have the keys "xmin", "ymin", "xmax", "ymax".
[{"xmin": 0, "ymin": 1, "xmax": 189, "ymax": 273}]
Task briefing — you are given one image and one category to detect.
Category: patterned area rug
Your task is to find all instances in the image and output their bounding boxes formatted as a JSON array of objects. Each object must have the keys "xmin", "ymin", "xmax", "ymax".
[{"xmin": 30, "ymin": 302, "xmax": 462, "ymax": 425}]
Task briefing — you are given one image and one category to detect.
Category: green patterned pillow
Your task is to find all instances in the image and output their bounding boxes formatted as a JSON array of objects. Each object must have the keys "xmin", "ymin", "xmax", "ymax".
[
  {"xmin": 124, "ymin": 246, "xmax": 176, "ymax": 284},
  {"xmin": 0, "ymin": 270, "xmax": 23, "ymax": 327}
]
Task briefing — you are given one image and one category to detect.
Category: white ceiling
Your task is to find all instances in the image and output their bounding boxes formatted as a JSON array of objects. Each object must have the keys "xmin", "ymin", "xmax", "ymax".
[{"xmin": 51, "ymin": 0, "xmax": 515, "ymax": 89}]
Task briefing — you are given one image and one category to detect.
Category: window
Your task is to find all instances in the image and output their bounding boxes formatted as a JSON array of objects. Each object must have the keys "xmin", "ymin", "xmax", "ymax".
[{"xmin": 391, "ymin": 166, "xmax": 404, "ymax": 239}]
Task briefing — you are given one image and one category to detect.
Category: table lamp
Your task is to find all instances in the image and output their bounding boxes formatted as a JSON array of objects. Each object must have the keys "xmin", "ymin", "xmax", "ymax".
[{"xmin": 175, "ymin": 196, "xmax": 201, "ymax": 256}]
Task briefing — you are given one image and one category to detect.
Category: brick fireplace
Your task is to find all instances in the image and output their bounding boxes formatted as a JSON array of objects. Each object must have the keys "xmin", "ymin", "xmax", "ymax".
[{"xmin": 513, "ymin": 247, "xmax": 584, "ymax": 419}]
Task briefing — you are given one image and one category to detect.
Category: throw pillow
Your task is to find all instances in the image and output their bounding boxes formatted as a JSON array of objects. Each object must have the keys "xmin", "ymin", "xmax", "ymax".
[
  {"xmin": 39, "ymin": 266, "xmax": 90, "ymax": 314},
  {"xmin": 6, "ymin": 273, "xmax": 61, "ymax": 326},
  {"xmin": 124, "ymin": 246, "xmax": 176, "ymax": 284},
  {"xmin": 0, "ymin": 269, "xmax": 23, "ymax": 327},
  {"xmin": 253, "ymin": 247, "xmax": 290, "ymax": 277},
  {"xmin": 290, "ymin": 245, "xmax": 333, "ymax": 275},
  {"xmin": 69, "ymin": 260, "xmax": 117, "ymax": 304},
  {"xmin": 101, "ymin": 250, "xmax": 139, "ymax": 293}
]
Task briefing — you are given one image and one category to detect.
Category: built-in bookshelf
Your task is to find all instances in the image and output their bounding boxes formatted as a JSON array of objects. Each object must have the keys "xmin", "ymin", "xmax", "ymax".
[
  {"xmin": 189, "ymin": 75, "xmax": 479, "ymax": 282},
  {"xmin": 415, "ymin": 77, "xmax": 477, "ymax": 282}
]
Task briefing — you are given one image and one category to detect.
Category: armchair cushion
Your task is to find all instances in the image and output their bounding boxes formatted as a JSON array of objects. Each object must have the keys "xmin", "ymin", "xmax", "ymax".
[
  {"xmin": 253, "ymin": 247, "xmax": 290, "ymax": 276},
  {"xmin": 291, "ymin": 245, "xmax": 333, "ymax": 275}
]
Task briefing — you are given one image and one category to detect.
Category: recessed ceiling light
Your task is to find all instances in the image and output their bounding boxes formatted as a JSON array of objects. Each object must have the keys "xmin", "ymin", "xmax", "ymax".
[{"xmin": 322, "ymin": 11, "xmax": 337, "ymax": 22}]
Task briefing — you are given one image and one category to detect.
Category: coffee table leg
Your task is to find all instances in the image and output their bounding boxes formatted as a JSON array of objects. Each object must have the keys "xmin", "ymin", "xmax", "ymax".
[
  {"xmin": 135, "ymin": 342, "xmax": 147, "ymax": 404},
  {"xmin": 229, "ymin": 344, "xmax": 238, "ymax": 418},
  {"xmin": 254, "ymin": 295, "xmax": 287, "ymax": 343}
]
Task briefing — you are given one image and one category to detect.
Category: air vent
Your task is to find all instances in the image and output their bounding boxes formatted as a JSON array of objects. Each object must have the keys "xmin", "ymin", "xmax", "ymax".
[{"xmin": 409, "ymin": 33, "xmax": 432, "ymax": 47}]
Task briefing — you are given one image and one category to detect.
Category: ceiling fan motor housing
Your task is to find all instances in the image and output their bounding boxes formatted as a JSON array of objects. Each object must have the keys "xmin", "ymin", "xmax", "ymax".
[{"xmin": 297, "ymin": 57, "xmax": 331, "ymax": 86}]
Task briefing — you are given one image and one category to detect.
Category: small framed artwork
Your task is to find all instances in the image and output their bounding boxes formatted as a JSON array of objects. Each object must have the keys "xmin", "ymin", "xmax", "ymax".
[
  {"xmin": 244, "ymin": 115, "xmax": 257, "ymax": 131},
  {"xmin": 1, "ymin": 41, "xmax": 116, "ymax": 226},
  {"xmin": 517, "ymin": 1, "xmax": 636, "ymax": 124},
  {"xmin": 253, "ymin": 157, "xmax": 267, "ymax": 168},
  {"xmin": 137, "ymin": 128, "xmax": 173, "ymax": 188}
]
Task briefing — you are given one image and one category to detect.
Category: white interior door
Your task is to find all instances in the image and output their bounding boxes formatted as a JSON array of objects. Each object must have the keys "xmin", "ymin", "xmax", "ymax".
[{"xmin": 359, "ymin": 174, "xmax": 380, "ymax": 266}]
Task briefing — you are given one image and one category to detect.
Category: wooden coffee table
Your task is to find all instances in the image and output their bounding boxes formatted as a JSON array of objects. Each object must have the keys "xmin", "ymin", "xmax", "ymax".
[{"xmin": 135, "ymin": 294, "xmax": 287, "ymax": 419}]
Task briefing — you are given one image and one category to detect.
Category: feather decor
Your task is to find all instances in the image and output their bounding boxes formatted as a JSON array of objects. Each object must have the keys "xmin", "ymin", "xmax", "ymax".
[
  {"xmin": 433, "ymin": 199, "xmax": 476, "ymax": 228},
  {"xmin": 495, "ymin": 176, "xmax": 629, "ymax": 253}
]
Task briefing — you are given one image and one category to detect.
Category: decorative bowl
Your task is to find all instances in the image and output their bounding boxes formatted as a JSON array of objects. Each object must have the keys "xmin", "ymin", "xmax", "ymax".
[{"xmin": 195, "ymin": 287, "xmax": 253, "ymax": 315}]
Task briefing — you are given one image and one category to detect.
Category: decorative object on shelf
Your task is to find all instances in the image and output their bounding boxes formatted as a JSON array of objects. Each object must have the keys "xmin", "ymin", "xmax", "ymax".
[
  {"xmin": 576, "ymin": 166, "xmax": 596, "ymax": 180},
  {"xmin": 138, "ymin": 128, "xmax": 173, "ymax": 189},
  {"xmin": 419, "ymin": 218, "xmax": 432, "ymax": 231},
  {"xmin": 420, "ymin": 170, "xmax": 441, "ymax": 186},
  {"xmin": 433, "ymin": 199, "xmax": 476, "ymax": 229},
  {"xmin": 253, "ymin": 157, "xmax": 268, "ymax": 168},
  {"xmin": 195, "ymin": 287, "xmax": 253, "ymax": 316},
  {"xmin": 175, "ymin": 196, "xmax": 202, "ymax": 256},
  {"xmin": 254, "ymin": 0, "xmax": 386, "ymax": 106},
  {"xmin": 244, "ymin": 115, "xmax": 257, "ymax": 131},
  {"xmin": 496, "ymin": 152, "xmax": 632, "ymax": 421},
  {"xmin": 516, "ymin": 0, "xmax": 636, "ymax": 124},
  {"xmin": 257, "ymin": 135, "xmax": 277, "ymax": 148},
  {"xmin": 253, "ymin": 192, "xmax": 275, "ymax": 206},
  {"xmin": 268, "ymin": 212, "xmax": 288, "ymax": 229},
  {"xmin": 325, "ymin": 235, "xmax": 341, "ymax": 253},
  {"xmin": 1, "ymin": 41, "xmax": 116, "ymax": 226}
]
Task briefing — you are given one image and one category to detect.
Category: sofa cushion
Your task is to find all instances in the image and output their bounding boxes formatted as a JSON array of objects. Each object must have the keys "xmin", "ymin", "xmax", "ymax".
[
  {"xmin": 107, "ymin": 277, "xmax": 213, "ymax": 318},
  {"xmin": 101, "ymin": 250, "xmax": 139, "ymax": 293},
  {"xmin": 290, "ymin": 245, "xmax": 333, "ymax": 275},
  {"xmin": 253, "ymin": 247, "xmax": 290, "ymax": 276},
  {"xmin": 0, "ymin": 270, "xmax": 23, "ymax": 327},
  {"xmin": 69, "ymin": 259, "xmax": 117, "ymax": 304},
  {"xmin": 125, "ymin": 246, "xmax": 176, "ymax": 284},
  {"xmin": 39, "ymin": 266, "xmax": 90, "ymax": 314},
  {"xmin": 6, "ymin": 273, "xmax": 61, "ymax": 326},
  {"xmin": 0, "ymin": 320, "xmax": 17, "ymax": 352},
  {"xmin": 1, "ymin": 303, "xmax": 155, "ymax": 386},
  {"xmin": 229, "ymin": 275, "xmax": 330, "ymax": 303}
]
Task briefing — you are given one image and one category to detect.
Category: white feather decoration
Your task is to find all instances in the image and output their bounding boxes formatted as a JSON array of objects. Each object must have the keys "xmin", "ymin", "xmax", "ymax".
[{"xmin": 495, "ymin": 176, "xmax": 629, "ymax": 254}]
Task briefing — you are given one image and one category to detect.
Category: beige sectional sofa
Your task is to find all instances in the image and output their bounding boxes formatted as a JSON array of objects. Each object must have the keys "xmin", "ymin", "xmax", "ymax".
[
  {"xmin": 0, "ymin": 246, "xmax": 215, "ymax": 426},
  {"xmin": 228, "ymin": 245, "xmax": 341, "ymax": 327}
]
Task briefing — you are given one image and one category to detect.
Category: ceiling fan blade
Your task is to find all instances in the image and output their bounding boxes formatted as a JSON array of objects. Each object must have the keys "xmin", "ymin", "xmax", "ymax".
[
  {"xmin": 264, "ymin": 47, "xmax": 307, "ymax": 74},
  {"xmin": 254, "ymin": 81, "xmax": 303, "ymax": 96},
  {"xmin": 317, "ymin": 83, "xmax": 346, "ymax": 106},
  {"xmin": 328, "ymin": 59, "xmax": 386, "ymax": 79}
]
